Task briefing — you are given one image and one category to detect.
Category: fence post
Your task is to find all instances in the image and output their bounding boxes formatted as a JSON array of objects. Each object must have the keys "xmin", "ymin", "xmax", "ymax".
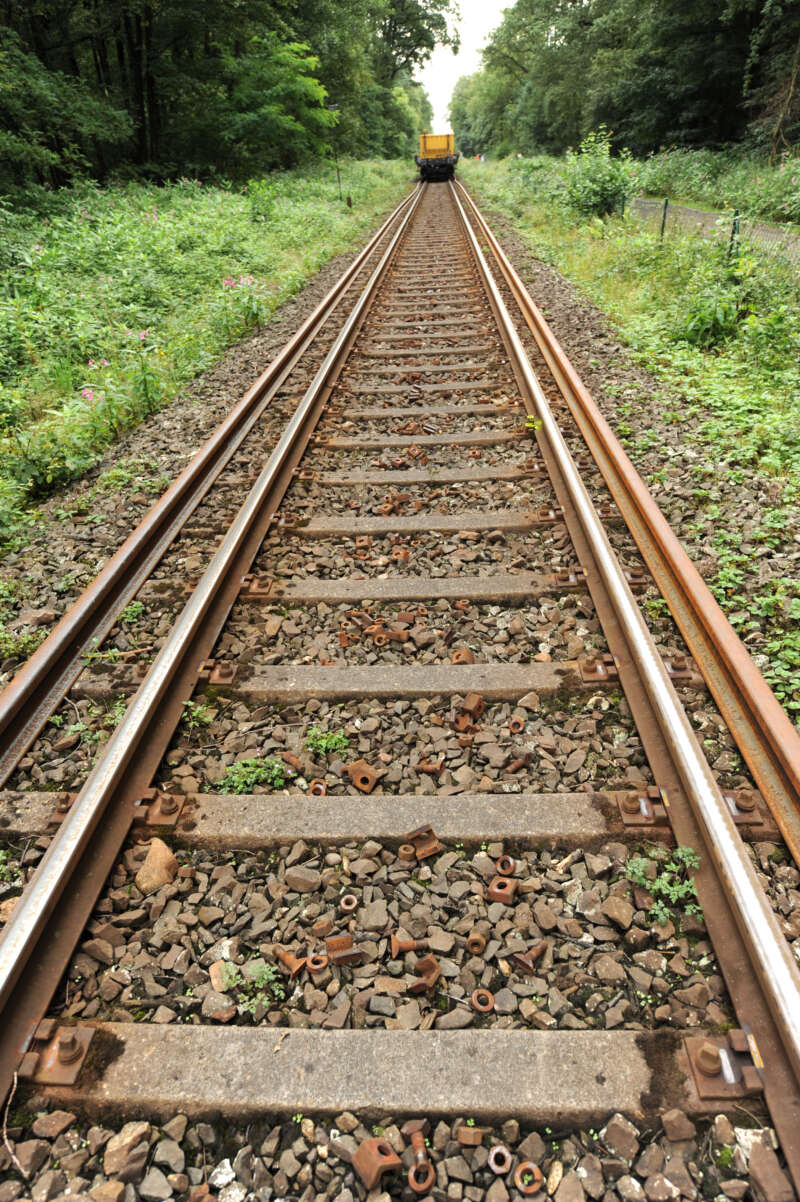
[
  {"xmin": 620, "ymin": 193, "xmax": 626, "ymax": 217},
  {"xmin": 728, "ymin": 207, "xmax": 740, "ymax": 258},
  {"xmin": 660, "ymin": 197, "xmax": 668, "ymax": 239}
]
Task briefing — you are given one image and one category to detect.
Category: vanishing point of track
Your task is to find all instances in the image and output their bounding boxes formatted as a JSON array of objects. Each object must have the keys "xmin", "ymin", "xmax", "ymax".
[{"xmin": 1, "ymin": 180, "xmax": 800, "ymax": 1191}]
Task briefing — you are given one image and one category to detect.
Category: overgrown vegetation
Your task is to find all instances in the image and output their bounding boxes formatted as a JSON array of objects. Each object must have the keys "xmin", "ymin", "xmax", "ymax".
[
  {"xmin": 634, "ymin": 148, "xmax": 800, "ymax": 225},
  {"xmin": 626, "ymin": 846, "xmax": 703, "ymax": 926},
  {"xmin": 0, "ymin": 578, "xmax": 45, "ymax": 666},
  {"xmin": 449, "ymin": 0, "xmax": 800, "ymax": 162},
  {"xmin": 462, "ymin": 156, "xmax": 800, "ymax": 721},
  {"xmin": 0, "ymin": 162, "xmax": 409, "ymax": 546},
  {"xmin": 1, "ymin": 1, "xmax": 452, "ymax": 195}
]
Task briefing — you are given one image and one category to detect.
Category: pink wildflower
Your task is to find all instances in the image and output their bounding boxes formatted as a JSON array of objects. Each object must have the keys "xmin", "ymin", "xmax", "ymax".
[
  {"xmin": 81, "ymin": 388, "xmax": 94, "ymax": 400},
  {"xmin": 138, "ymin": 330, "xmax": 149, "ymax": 341}
]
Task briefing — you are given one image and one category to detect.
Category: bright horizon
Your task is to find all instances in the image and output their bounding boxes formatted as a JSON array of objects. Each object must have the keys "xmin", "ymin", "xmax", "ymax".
[{"xmin": 415, "ymin": 1, "xmax": 505, "ymax": 131}]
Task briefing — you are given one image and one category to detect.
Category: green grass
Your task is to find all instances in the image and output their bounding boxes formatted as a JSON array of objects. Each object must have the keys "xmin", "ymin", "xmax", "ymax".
[
  {"xmin": 461, "ymin": 157, "xmax": 800, "ymax": 722},
  {"xmin": 0, "ymin": 160, "xmax": 411, "ymax": 545},
  {"xmin": 218, "ymin": 756, "xmax": 291, "ymax": 793}
]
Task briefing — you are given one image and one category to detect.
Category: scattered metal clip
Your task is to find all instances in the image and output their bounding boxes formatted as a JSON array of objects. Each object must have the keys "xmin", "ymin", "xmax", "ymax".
[
  {"xmin": 409, "ymin": 953, "xmax": 441, "ymax": 994},
  {"xmin": 515, "ymin": 1162, "xmax": 544, "ymax": 1195},
  {"xmin": 471, "ymin": 988, "xmax": 495, "ymax": 1014},
  {"xmin": 408, "ymin": 1127, "xmax": 435, "ymax": 1194},
  {"xmin": 404, "ymin": 823, "xmax": 443, "ymax": 859},
  {"xmin": 510, "ymin": 942, "xmax": 547, "ymax": 975},
  {"xmin": 488, "ymin": 1145, "xmax": 513, "ymax": 1175},
  {"xmin": 325, "ymin": 933, "xmax": 363, "ymax": 966},
  {"xmin": 352, "ymin": 1137, "xmax": 402, "ymax": 1190},
  {"xmin": 344, "ymin": 759, "xmax": 379, "ymax": 793},
  {"xmin": 487, "ymin": 876, "xmax": 519, "ymax": 904}
]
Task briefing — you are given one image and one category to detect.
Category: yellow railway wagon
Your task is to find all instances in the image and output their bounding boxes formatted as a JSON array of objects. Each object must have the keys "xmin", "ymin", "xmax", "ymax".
[{"xmin": 415, "ymin": 132, "xmax": 459, "ymax": 181}]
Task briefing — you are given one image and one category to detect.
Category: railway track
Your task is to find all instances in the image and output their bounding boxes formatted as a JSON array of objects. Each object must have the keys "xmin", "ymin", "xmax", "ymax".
[{"xmin": 1, "ymin": 179, "xmax": 800, "ymax": 1201}]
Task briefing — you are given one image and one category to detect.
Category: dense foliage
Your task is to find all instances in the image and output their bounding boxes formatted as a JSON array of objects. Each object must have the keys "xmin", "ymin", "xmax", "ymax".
[
  {"xmin": 0, "ymin": 161, "xmax": 409, "ymax": 541},
  {"xmin": 461, "ymin": 156, "xmax": 800, "ymax": 718},
  {"xmin": 0, "ymin": 0, "xmax": 453, "ymax": 195},
  {"xmin": 449, "ymin": 0, "xmax": 800, "ymax": 162},
  {"xmin": 634, "ymin": 147, "xmax": 800, "ymax": 224}
]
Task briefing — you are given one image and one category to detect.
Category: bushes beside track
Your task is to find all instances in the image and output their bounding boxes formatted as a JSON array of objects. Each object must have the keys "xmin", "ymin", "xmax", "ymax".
[{"xmin": 0, "ymin": 161, "xmax": 410, "ymax": 545}]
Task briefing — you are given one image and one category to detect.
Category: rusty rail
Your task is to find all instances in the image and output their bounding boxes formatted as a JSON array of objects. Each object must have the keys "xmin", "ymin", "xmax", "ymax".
[
  {"xmin": 450, "ymin": 179, "xmax": 800, "ymax": 1183},
  {"xmin": 0, "ymin": 184, "xmax": 424, "ymax": 1104},
  {"xmin": 0, "ymin": 186, "xmax": 418, "ymax": 789},
  {"xmin": 455, "ymin": 179, "xmax": 800, "ymax": 867}
]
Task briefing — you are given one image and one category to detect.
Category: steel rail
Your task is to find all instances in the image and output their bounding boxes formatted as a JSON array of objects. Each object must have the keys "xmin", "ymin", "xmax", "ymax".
[
  {"xmin": 449, "ymin": 179, "xmax": 800, "ymax": 1101},
  {"xmin": 0, "ymin": 184, "xmax": 425, "ymax": 1099},
  {"xmin": 0, "ymin": 186, "xmax": 418, "ymax": 789},
  {"xmin": 455, "ymin": 180, "xmax": 800, "ymax": 867}
]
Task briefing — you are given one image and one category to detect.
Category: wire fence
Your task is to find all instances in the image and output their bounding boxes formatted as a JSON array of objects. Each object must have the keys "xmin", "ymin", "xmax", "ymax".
[{"xmin": 628, "ymin": 196, "xmax": 800, "ymax": 270}]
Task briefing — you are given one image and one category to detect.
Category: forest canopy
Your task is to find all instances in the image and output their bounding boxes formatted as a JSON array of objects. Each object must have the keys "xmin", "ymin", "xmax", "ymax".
[
  {"xmin": 449, "ymin": 0, "xmax": 800, "ymax": 161},
  {"xmin": 0, "ymin": 0, "xmax": 456, "ymax": 195}
]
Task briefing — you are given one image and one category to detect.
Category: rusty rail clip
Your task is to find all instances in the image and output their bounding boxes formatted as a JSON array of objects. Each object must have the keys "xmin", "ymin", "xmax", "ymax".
[
  {"xmin": 616, "ymin": 785, "xmax": 669, "ymax": 826},
  {"xmin": 722, "ymin": 787, "xmax": 764, "ymax": 826},
  {"xmin": 684, "ymin": 1031, "xmax": 764, "ymax": 1099},
  {"xmin": 18, "ymin": 1020, "xmax": 94, "ymax": 1085},
  {"xmin": 239, "ymin": 574, "xmax": 274, "ymax": 599},
  {"xmin": 197, "ymin": 659, "xmax": 237, "ymax": 685},
  {"xmin": 578, "ymin": 653, "xmax": 619, "ymax": 682},
  {"xmin": 132, "ymin": 788, "xmax": 185, "ymax": 827}
]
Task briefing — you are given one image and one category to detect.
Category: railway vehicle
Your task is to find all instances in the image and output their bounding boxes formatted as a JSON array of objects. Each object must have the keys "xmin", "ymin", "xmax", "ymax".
[{"xmin": 415, "ymin": 132, "xmax": 459, "ymax": 181}]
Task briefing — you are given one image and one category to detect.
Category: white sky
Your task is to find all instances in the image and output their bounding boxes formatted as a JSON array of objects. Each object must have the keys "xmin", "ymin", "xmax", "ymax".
[{"xmin": 415, "ymin": 1, "xmax": 506, "ymax": 130}]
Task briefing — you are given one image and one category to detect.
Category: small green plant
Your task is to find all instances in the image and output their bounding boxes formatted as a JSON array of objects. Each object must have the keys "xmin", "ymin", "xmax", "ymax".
[
  {"xmin": 218, "ymin": 961, "xmax": 241, "ymax": 990},
  {"xmin": 0, "ymin": 849, "xmax": 21, "ymax": 885},
  {"xmin": 218, "ymin": 958, "xmax": 286, "ymax": 1016},
  {"xmin": 0, "ymin": 624, "xmax": 46, "ymax": 662},
  {"xmin": 181, "ymin": 699, "xmax": 213, "ymax": 733},
  {"xmin": 292, "ymin": 1112, "xmax": 303, "ymax": 1125},
  {"xmin": 121, "ymin": 600, "xmax": 145, "ymax": 625},
  {"xmin": 219, "ymin": 756, "xmax": 291, "ymax": 793},
  {"xmin": 626, "ymin": 845, "xmax": 702, "ymax": 925},
  {"xmin": 716, "ymin": 1145, "xmax": 734, "ymax": 1171},
  {"xmin": 305, "ymin": 725, "xmax": 349, "ymax": 756}
]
